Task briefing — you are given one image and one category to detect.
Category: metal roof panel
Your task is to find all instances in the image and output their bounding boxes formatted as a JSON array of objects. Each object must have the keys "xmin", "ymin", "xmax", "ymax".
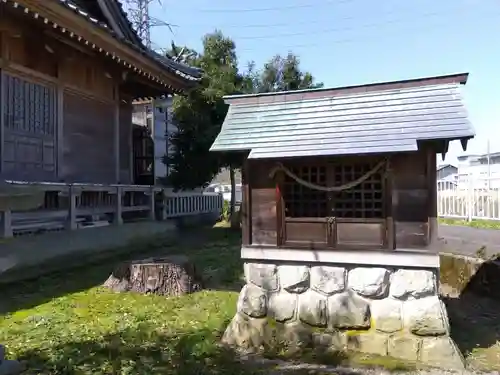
[{"xmin": 210, "ymin": 82, "xmax": 475, "ymax": 158}]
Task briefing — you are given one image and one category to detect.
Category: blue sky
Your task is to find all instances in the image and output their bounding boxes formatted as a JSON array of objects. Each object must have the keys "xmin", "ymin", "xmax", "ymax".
[{"xmin": 144, "ymin": 0, "xmax": 499, "ymax": 165}]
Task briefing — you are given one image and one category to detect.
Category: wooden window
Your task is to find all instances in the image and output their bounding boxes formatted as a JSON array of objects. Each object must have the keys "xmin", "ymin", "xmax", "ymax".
[
  {"xmin": 280, "ymin": 159, "xmax": 388, "ymax": 250},
  {"xmin": 1, "ymin": 73, "xmax": 57, "ymax": 180},
  {"xmin": 330, "ymin": 163, "xmax": 383, "ymax": 219},
  {"xmin": 283, "ymin": 165, "xmax": 328, "ymax": 218}
]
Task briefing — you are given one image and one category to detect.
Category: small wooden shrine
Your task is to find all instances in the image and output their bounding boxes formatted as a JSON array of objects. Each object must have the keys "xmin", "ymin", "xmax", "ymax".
[{"xmin": 210, "ymin": 73, "xmax": 475, "ymax": 369}]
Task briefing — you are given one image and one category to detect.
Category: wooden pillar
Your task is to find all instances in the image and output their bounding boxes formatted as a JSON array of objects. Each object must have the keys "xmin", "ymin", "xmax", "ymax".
[
  {"xmin": 241, "ymin": 159, "xmax": 251, "ymax": 246},
  {"xmin": 427, "ymin": 148, "xmax": 438, "ymax": 246},
  {"xmin": 56, "ymin": 85, "xmax": 64, "ymax": 180},
  {"xmin": 114, "ymin": 100, "xmax": 120, "ymax": 183},
  {"xmin": 0, "ymin": 210, "xmax": 12, "ymax": 238},
  {"xmin": 149, "ymin": 186, "xmax": 156, "ymax": 221},
  {"xmin": 66, "ymin": 186, "xmax": 77, "ymax": 230},
  {"xmin": 275, "ymin": 169, "xmax": 285, "ymax": 247},
  {"xmin": 385, "ymin": 158, "xmax": 395, "ymax": 250},
  {"xmin": 114, "ymin": 186, "xmax": 123, "ymax": 225},
  {"xmin": 0, "ymin": 69, "xmax": 5, "ymax": 174}
]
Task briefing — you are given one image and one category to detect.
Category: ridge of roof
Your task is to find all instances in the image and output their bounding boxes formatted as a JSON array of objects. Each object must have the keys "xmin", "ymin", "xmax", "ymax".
[{"xmin": 223, "ymin": 73, "xmax": 469, "ymax": 104}]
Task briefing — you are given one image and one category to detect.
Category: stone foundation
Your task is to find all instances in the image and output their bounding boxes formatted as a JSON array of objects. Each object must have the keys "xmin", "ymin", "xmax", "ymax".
[{"xmin": 222, "ymin": 261, "xmax": 465, "ymax": 370}]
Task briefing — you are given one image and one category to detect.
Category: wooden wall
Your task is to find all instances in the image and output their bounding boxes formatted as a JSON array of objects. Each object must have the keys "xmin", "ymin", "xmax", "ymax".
[
  {"xmin": 0, "ymin": 12, "xmax": 133, "ymax": 184},
  {"xmin": 247, "ymin": 160, "xmax": 278, "ymax": 246},
  {"xmin": 246, "ymin": 149, "xmax": 438, "ymax": 251},
  {"xmin": 391, "ymin": 150, "xmax": 431, "ymax": 248},
  {"xmin": 62, "ymin": 90, "xmax": 115, "ymax": 183}
]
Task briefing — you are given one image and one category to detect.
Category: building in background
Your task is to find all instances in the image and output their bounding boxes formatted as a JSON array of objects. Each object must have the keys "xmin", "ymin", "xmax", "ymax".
[
  {"xmin": 436, "ymin": 164, "xmax": 458, "ymax": 191},
  {"xmin": 132, "ymin": 97, "xmax": 177, "ymax": 185},
  {"xmin": 456, "ymin": 151, "xmax": 500, "ymax": 189}
]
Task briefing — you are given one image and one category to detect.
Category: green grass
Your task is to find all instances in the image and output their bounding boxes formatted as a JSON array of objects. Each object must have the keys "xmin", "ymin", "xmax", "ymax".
[
  {"xmin": 439, "ymin": 217, "xmax": 500, "ymax": 230},
  {"xmin": 0, "ymin": 225, "xmax": 255, "ymax": 375},
  {"xmin": 1, "ymin": 223, "xmax": 499, "ymax": 373}
]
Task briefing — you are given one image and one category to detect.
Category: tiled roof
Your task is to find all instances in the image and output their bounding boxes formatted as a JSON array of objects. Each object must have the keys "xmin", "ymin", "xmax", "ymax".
[
  {"xmin": 59, "ymin": 0, "xmax": 201, "ymax": 81},
  {"xmin": 210, "ymin": 74, "xmax": 475, "ymax": 159}
]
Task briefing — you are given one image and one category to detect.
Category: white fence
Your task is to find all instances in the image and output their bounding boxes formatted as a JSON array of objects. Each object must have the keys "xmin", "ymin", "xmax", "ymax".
[{"xmin": 437, "ymin": 176, "xmax": 500, "ymax": 221}]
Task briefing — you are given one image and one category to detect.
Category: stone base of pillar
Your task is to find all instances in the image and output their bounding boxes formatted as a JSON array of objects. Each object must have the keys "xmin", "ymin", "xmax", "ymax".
[{"xmin": 222, "ymin": 261, "xmax": 465, "ymax": 370}]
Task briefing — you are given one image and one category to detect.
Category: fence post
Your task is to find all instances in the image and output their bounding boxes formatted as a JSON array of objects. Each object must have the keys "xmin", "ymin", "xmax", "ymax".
[
  {"xmin": 114, "ymin": 186, "xmax": 123, "ymax": 225},
  {"xmin": 467, "ymin": 175, "xmax": 473, "ymax": 222},
  {"xmin": 0, "ymin": 210, "xmax": 13, "ymax": 238},
  {"xmin": 67, "ymin": 186, "xmax": 78, "ymax": 230},
  {"xmin": 149, "ymin": 187, "xmax": 156, "ymax": 221}
]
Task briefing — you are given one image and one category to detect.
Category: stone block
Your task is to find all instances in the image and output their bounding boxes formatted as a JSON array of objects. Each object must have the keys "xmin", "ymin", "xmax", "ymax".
[
  {"xmin": 404, "ymin": 296, "xmax": 449, "ymax": 336},
  {"xmin": 347, "ymin": 332, "xmax": 388, "ymax": 357},
  {"xmin": 310, "ymin": 266, "xmax": 346, "ymax": 295},
  {"xmin": 312, "ymin": 331, "xmax": 347, "ymax": 350},
  {"xmin": 390, "ymin": 269, "xmax": 436, "ymax": 300},
  {"xmin": 268, "ymin": 321, "xmax": 313, "ymax": 350},
  {"xmin": 371, "ymin": 298, "xmax": 403, "ymax": 333},
  {"xmin": 244, "ymin": 263, "xmax": 279, "ymax": 291},
  {"xmin": 348, "ymin": 267, "xmax": 390, "ymax": 298},
  {"xmin": 237, "ymin": 284, "xmax": 268, "ymax": 318},
  {"xmin": 327, "ymin": 290, "xmax": 371, "ymax": 329},
  {"xmin": 278, "ymin": 265, "xmax": 310, "ymax": 293},
  {"xmin": 387, "ymin": 335, "xmax": 421, "ymax": 362},
  {"xmin": 298, "ymin": 290, "xmax": 327, "ymax": 327},
  {"xmin": 268, "ymin": 292, "xmax": 297, "ymax": 322},
  {"xmin": 222, "ymin": 313, "xmax": 267, "ymax": 351},
  {"xmin": 420, "ymin": 337, "xmax": 465, "ymax": 370}
]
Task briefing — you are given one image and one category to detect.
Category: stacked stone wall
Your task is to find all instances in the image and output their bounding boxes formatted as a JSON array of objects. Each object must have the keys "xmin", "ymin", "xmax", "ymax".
[{"xmin": 223, "ymin": 262, "xmax": 464, "ymax": 370}]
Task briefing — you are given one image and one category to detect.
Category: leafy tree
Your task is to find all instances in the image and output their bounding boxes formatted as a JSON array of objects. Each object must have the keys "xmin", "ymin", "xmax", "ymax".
[
  {"xmin": 245, "ymin": 53, "xmax": 323, "ymax": 93},
  {"xmin": 165, "ymin": 38, "xmax": 323, "ymax": 228},
  {"xmin": 165, "ymin": 32, "xmax": 243, "ymax": 227}
]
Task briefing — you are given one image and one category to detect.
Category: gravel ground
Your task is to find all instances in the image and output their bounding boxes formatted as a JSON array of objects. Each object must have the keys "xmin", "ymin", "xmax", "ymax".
[{"xmin": 241, "ymin": 355, "xmax": 498, "ymax": 375}]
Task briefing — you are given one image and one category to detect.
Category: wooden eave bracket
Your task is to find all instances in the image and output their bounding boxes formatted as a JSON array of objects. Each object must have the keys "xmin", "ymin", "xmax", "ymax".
[{"xmin": 5, "ymin": 0, "xmax": 197, "ymax": 93}]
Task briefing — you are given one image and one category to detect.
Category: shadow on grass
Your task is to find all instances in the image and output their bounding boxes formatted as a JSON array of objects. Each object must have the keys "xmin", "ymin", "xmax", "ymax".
[
  {"xmin": 15, "ymin": 322, "xmax": 250, "ymax": 375},
  {"xmin": 442, "ymin": 255, "xmax": 500, "ymax": 370},
  {"xmin": 14, "ymin": 322, "xmax": 364, "ymax": 375},
  {"xmin": 0, "ymin": 225, "xmax": 243, "ymax": 316}
]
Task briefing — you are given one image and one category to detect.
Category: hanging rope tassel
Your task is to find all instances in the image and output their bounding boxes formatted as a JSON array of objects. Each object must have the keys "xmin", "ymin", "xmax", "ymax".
[{"xmin": 269, "ymin": 159, "xmax": 387, "ymax": 192}]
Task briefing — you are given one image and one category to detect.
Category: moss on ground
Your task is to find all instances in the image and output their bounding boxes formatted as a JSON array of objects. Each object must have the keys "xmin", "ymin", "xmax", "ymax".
[{"xmin": 0, "ymin": 223, "xmax": 499, "ymax": 373}]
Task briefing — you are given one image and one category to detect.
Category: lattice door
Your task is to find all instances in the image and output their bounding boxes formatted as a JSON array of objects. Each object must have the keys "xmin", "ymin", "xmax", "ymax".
[{"xmin": 280, "ymin": 160, "xmax": 388, "ymax": 250}]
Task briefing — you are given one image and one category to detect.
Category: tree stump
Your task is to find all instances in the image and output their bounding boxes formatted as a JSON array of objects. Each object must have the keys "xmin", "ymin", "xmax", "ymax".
[{"xmin": 103, "ymin": 255, "xmax": 203, "ymax": 296}]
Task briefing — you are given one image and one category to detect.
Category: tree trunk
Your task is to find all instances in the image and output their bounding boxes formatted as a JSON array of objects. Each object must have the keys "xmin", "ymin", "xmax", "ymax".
[
  {"xmin": 229, "ymin": 165, "xmax": 239, "ymax": 229},
  {"xmin": 103, "ymin": 255, "xmax": 203, "ymax": 296}
]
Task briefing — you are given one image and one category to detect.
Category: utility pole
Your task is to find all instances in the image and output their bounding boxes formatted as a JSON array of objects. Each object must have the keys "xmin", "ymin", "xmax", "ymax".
[
  {"xmin": 122, "ymin": 0, "xmax": 176, "ymax": 49},
  {"xmin": 487, "ymin": 139, "xmax": 491, "ymax": 190}
]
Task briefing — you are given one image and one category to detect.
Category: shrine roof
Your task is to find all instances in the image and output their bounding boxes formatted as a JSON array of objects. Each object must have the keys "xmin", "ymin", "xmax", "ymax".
[{"xmin": 210, "ymin": 73, "xmax": 475, "ymax": 159}]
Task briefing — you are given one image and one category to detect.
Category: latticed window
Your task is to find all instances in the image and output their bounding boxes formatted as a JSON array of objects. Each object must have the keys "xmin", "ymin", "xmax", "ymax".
[
  {"xmin": 3, "ymin": 75, "xmax": 56, "ymax": 136},
  {"xmin": 282, "ymin": 161, "xmax": 384, "ymax": 219},
  {"xmin": 283, "ymin": 166, "xmax": 328, "ymax": 218}
]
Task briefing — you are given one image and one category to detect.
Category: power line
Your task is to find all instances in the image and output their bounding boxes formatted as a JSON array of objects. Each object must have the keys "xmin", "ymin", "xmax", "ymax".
[
  {"xmin": 176, "ymin": 0, "xmax": 351, "ymax": 13},
  {"xmin": 173, "ymin": 1, "xmax": 452, "ymax": 28},
  {"xmin": 233, "ymin": 9, "xmax": 474, "ymax": 41},
  {"xmin": 234, "ymin": 13, "xmax": 499, "ymax": 52}
]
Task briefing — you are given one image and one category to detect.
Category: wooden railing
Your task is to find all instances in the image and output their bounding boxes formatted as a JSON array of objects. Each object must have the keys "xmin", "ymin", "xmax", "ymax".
[{"xmin": 0, "ymin": 181, "xmax": 223, "ymax": 238}]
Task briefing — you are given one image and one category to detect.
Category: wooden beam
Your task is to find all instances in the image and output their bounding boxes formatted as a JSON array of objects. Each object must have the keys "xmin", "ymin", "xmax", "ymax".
[
  {"xmin": 427, "ymin": 148, "xmax": 438, "ymax": 247},
  {"xmin": 17, "ymin": 0, "xmax": 197, "ymax": 91},
  {"xmin": 241, "ymin": 159, "xmax": 251, "ymax": 246},
  {"xmin": 0, "ymin": 69, "xmax": 4, "ymax": 174},
  {"xmin": 114, "ymin": 98, "xmax": 120, "ymax": 183},
  {"xmin": 56, "ymin": 84, "xmax": 64, "ymax": 180}
]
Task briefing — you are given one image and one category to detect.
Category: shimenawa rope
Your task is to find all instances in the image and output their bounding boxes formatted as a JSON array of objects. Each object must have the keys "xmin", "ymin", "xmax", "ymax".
[{"xmin": 269, "ymin": 160, "xmax": 387, "ymax": 192}]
